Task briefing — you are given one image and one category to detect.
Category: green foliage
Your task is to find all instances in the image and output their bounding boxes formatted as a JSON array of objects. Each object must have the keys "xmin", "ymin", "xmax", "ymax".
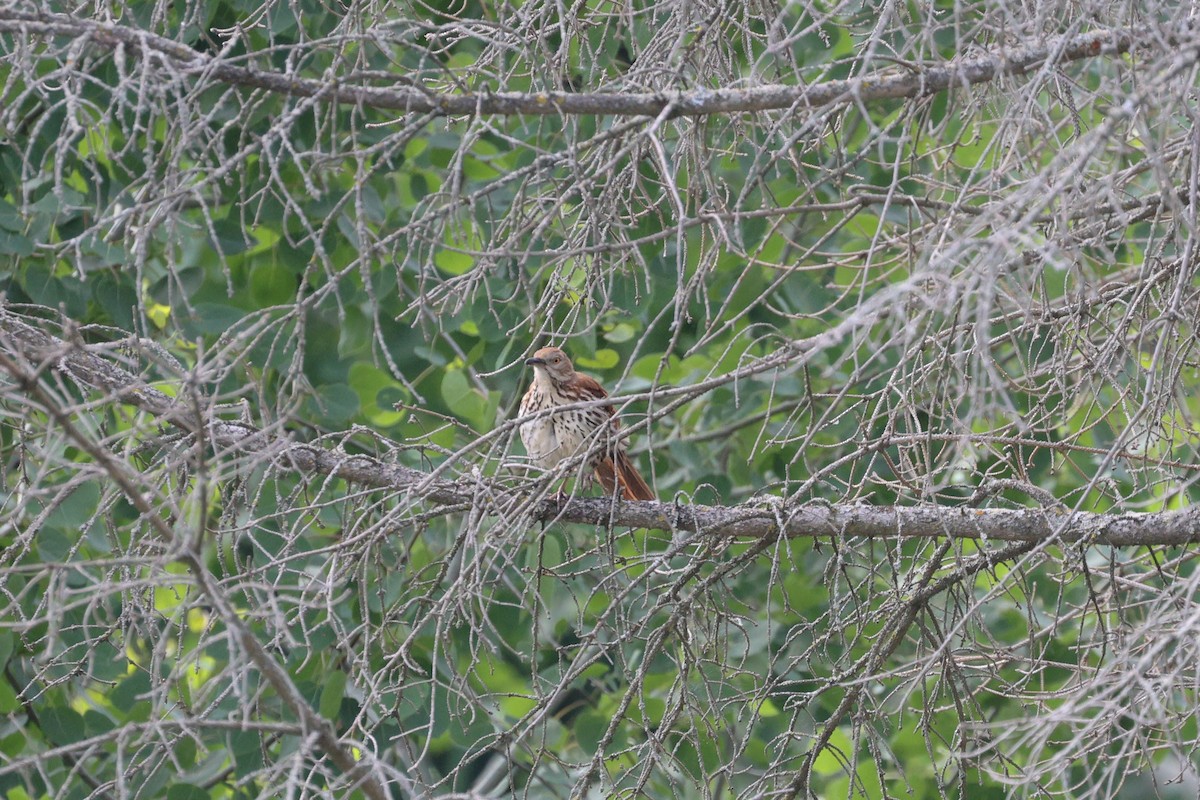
[{"xmin": 1, "ymin": 0, "xmax": 1198, "ymax": 797}]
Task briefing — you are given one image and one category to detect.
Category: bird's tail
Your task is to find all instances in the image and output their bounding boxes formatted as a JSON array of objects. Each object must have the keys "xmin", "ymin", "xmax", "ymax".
[{"xmin": 595, "ymin": 452, "xmax": 655, "ymax": 501}]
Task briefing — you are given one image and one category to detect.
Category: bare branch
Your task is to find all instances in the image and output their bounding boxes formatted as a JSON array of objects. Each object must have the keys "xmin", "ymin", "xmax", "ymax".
[
  {"xmin": 0, "ymin": 10, "xmax": 1183, "ymax": 117},
  {"xmin": 4, "ymin": 306, "xmax": 1199, "ymax": 547}
]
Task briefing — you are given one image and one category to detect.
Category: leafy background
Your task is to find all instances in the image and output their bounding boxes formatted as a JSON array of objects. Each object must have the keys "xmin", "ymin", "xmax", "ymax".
[{"xmin": 2, "ymin": 0, "xmax": 1200, "ymax": 797}]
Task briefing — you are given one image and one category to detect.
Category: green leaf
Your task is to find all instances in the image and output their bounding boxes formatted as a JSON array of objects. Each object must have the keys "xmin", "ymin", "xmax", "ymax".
[
  {"xmin": 133, "ymin": 761, "xmax": 173, "ymax": 800},
  {"xmin": 574, "ymin": 710, "xmax": 608, "ymax": 754},
  {"xmin": 0, "ymin": 730, "xmax": 26, "ymax": 759},
  {"xmin": 812, "ymin": 726, "xmax": 853, "ymax": 776},
  {"xmin": 0, "ymin": 678, "xmax": 19, "ymax": 714},
  {"xmin": 95, "ymin": 276, "xmax": 137, "ymax": 328},
  {"xmin": 250, "ymin": 262, "xmax": 298, "ymax": 305},
  {"xmin": 435, "ymin": 249, "xmax": 474, "ymax": 275},
  {"xmin": 230, "ymin": 730, "xmax": 264, "ymax": 777},
  {"xmin": 314, "ymin": 383, "xmax": 360, "ymax": 424},
  {"xmin": 84, "ymin": 709, "xmax": 116, "ymax": 737},
  {"xmin": 45, "ymin": 481, "xmax": 100, "ymax": 534},
  {"xmin": 210, "ymin": 215, "xmax": 251, "ymax": 255},
  {"xmin": 36, "ymin": 528, "xmax": 73, "ymax": 563},
  {"xmin": 0, "ymin": 231, "xmax": 33, "ymax": 256},
  {"xmin": 628, "ymin": 695, "xmax": 665, "ymax": 727},
  {"xmin": 111, "ymin": 671, "xmax": 151, "ymax": 714},
  {"xmin": 441, "ymin": 368, "xmax": 486, "ymax": 427},
  {"xmin": 602, "ymin": 323, "xmax": 637, "ymax": 343},
  {"xmin": 0, "ymin": 198, "xmax": 23, "ymax": 231},
  {"xmin": 38, "ymin": 706, "xmax": 86, "ymax": 745},
  {"xmin": 575, "ymin": 349, "xmax": 619, "ymax": 370},
  {"xmin": 319, "ymin": 670, "xmax": 348, "ymax": 721},
  {"xmin": 166, "ymin": 784, "xmax": 210, "ymax": 800},
  {"xmin": 188, "ymin": 303, "xmax": 249, "ymax": 336},
  {"xmin": 174, "ymin": 736, "xmax": 198, "ymax": 771}
]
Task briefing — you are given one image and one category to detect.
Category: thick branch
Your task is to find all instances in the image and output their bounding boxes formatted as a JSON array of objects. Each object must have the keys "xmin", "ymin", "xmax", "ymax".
[
  {"xmin": 2, "ymin": 307, "xmax": 1199, "ymax": 546},
  {"xmin": 0, "ymin": 11, "xmax": 1181, "ymax": 118}
]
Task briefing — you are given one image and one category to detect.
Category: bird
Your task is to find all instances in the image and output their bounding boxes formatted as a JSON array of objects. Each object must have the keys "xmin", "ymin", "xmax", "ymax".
[{"xmin": 519, "ymin": 346, "xmax": 655, "ymax": 501}]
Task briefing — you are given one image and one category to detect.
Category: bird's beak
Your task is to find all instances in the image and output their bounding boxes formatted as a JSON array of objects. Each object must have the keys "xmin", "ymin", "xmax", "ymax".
[{"xmin": 525, "ymin": 357, "xmax": 546, "ymax": 366}]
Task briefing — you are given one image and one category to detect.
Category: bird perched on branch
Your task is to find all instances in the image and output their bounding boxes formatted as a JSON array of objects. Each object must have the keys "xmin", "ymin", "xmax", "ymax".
[{"xmin": 519, "ymin": 346, "xmax": 655, "ymax": 501}]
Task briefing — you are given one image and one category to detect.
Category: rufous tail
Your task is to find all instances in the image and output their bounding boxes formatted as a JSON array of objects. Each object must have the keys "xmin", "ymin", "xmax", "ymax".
[{"xmin": 595, "ymin": 452, "xmax": 655, "ymax": 501}]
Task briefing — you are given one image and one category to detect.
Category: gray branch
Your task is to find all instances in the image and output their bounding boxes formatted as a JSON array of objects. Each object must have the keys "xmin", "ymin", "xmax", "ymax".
[
  {"xmin": 2, "ymin": 307, "xmax": 1198, "ymax": 547},
  {"xmin": 0, "ymin": 10, "xmax": 1182, "ymax": 118}
]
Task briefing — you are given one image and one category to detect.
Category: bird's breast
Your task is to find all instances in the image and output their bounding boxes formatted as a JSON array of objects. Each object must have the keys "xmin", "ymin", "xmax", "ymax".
[{"xmin": 520, "ymin": 385, "xmax": 597, "ymax": 467}]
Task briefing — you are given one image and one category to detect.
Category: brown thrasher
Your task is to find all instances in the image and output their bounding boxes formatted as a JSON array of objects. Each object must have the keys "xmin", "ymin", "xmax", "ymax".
[{"xmin": 519, "ymin": 346, "xmax": 655, "ymax": 501}]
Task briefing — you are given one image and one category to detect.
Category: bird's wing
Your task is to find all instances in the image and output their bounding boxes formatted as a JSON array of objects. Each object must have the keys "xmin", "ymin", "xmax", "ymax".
[{"xmin": 573, "ymin": 373, "xmax": 618, "ymax": 423}]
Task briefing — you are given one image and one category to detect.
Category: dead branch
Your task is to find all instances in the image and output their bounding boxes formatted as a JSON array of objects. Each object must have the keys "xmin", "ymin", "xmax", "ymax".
[
  {"xmin": 0, "ymin": 11, "xmax": 1185, "ymax": 118},
  {"xmin": 3, "ymin": 306, "xmax": 1198, "ymax": 546}
]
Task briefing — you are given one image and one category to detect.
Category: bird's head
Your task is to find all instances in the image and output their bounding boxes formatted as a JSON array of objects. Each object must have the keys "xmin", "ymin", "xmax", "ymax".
[{"xmin": 525, "ymin": 347, "xmax": 576, "ymax": 384}]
